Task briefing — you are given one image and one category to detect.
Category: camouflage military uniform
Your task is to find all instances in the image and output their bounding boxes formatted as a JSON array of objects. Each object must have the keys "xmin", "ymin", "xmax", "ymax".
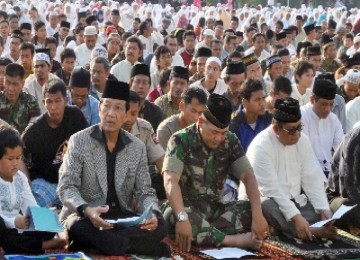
[
  {"xmin": 320, "ymin": 59, "xmax": 341, "ymax": 73},
  {"xmin": 162, "ymin": 124, "xmax": 253, "ymax": 246},
  {"xmin": 0, "ymin": 92, "xmax": 40, "ymax": 133}
]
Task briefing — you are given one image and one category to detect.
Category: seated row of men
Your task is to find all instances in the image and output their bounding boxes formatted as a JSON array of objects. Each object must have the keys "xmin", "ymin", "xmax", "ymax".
[{"xmin": 0, "ymin": 57, "xmax": 359, "ymax": 257}]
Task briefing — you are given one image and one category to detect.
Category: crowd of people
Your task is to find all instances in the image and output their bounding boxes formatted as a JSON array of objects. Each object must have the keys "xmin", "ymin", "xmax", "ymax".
[{"xmin": 0, "ymin": 0, "xmax": 360, "ymax": 257}]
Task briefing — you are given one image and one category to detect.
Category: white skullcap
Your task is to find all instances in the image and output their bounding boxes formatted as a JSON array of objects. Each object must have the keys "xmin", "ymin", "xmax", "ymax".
[
  {"xmin": 206, "ymin": 56, "xmax": 221, "ymax": 67},
  {"xmin": 345, "ymin": 69, "xmax": 360, "ymax": 85},
  {"xmin": 33, "ymin": 53, "xmax": 50, "ymax": 65},
  {"xmin": 84, "ymin": 26, "xmax": 97, "ymax": 36}
]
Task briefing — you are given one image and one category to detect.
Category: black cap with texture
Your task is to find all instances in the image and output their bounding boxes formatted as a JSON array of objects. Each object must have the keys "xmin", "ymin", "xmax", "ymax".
[
  {"xmin": 20, "ymin": 22, "xmax": 31, "ymax": 31},
  {"xmin": 226, "ymin": 61, "xmax": 246, "ymax": 75},
  {"xmin": 195, "ymin": 47, "xmax": 212, "ymax": 58},
  {"xmin": 60, "ymin": 21, "xmax": 71, "ymax": 29},
  {"xmin": 203, "ymin": 94, "xmax": 233, "ymax": 129},
  {"xmin": 131, "ymin": 63, "xmax": 150, "ymax": 79},
  {"xmin": 303, "ymin": 23, "xmax": 315, "ymax": 34},
  {"xmin": 276, "ymin": 31, "xmax": 287, "ymax": 41},
  {"xmin": 313, "ymin": 79, "xmax": 337, "ymax": 100},
  {"xmin": 274, "ymin": 97, "xmax": 301, "ymax": 123},
  {"xmin": 102, "ymin": 79, "xmax": 129, "ymax": 101},
  {"xmin": 306, "ymin": 45, "xmax": 321, "ymax": 56},
  {"xmin": 170, "ymin": 66, "xmax": 189, "ymax": 81}
]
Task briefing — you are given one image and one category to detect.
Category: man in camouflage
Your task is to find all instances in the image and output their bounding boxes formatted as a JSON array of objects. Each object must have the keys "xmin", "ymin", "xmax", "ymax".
[
  {"xmin": 0, "ymin": 63, "xmax": 40, "ymax": 133},
  {"xmin": 162, "ymin": 93, "xmax": 269, "ymax": 252}
]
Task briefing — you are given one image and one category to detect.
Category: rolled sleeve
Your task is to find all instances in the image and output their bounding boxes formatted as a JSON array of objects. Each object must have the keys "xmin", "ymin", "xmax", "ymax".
[{"xmin": 162, "ymin": 135, "xmax": 185, "ymax": 176}]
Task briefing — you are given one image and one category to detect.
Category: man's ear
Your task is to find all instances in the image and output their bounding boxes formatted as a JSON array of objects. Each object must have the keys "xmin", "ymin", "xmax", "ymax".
[{"xmin": 179, "ymin": 100, "xmax": 185, "ymax": 112}]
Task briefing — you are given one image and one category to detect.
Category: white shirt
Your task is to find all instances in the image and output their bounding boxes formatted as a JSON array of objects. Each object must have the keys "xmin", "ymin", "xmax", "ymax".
[
  {"xmin": 0, "ymin": 171, "xmax": 37, "ymax": 229},
  {"xmin": 301, "ymin": 103, "xmax": 344, "ymax": 175},
  {"xmin": 24, "ymin": 73, "xmax": 59, "ymax": 114},
  {"xmin": 291, "ymin": 84, "xmax": 312, "ymax": 106},
  {"xmin": 110, "ymin": 59, "xmax": 140, "ymax": 83},
  {"xmin": 1, "ymin": 52, "xmax": 20, "ymax": 63},
  {"xmin": 345, "ymin": 96, "xmax": 360, "ymax": 133},
  {"xmin": 239, "ymin": 126, "xmax": 330, "ymax": 221},
  {"xmin": 74, "ymin": 43, "xmax": 101, "ymax": 67},
  {"xmin": 189, "ymin": 78, "xmax": 228, "ymax": 96},
  {"xmin": 46, "ymin": 24, "xmax": 58, "ymax": 37}
]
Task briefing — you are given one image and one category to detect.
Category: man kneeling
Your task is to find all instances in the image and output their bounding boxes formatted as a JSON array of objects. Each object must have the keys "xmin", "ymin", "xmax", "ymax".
[
  {"xmin": 163, "ymin": 94, "xmax": 269, "ymax": 252},
  {"xmin": 240, "ymin": 97, "xmax": 337, "ymax": 241}
]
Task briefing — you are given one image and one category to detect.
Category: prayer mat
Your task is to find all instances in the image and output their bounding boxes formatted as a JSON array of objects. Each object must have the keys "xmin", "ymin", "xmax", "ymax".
[{"xmin": 264, "ymin": 230, "xmax": 360, "ymax": 259}]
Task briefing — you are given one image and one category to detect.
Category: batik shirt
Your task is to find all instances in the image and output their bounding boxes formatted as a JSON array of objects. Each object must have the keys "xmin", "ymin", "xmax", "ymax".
[
  {"xmin": 163, "ymin": 123, "xmax": 252, "ymax": 204},
  {"xmin": 0, "ymin": 92, "xmax": 40, "ymax": 133}
]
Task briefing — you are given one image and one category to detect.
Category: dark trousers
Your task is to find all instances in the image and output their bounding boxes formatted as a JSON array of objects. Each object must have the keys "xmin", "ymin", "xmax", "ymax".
[
  {"xmin": 66, "ymin": 215, "xmax": 170, "ymax": 256},
  {"xmin": 0, "ymin": 216, "xmax": 55, "ymax": 254}
]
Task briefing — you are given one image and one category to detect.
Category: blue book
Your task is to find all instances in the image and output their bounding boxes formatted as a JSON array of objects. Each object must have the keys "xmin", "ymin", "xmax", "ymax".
[
  {"xmin": 27, "ymin": 206, "xmax": 64, "ymax": 232},
  {"xmin": 105, "ymin": 206, "xmax": 153, "ymax": 228}
]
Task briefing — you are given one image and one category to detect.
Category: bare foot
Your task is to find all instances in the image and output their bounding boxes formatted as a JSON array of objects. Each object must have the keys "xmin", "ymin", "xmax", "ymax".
[
  {"xmin": 310, "ymin": 226, "xmax": 338, "ymax": 240},
  {"xmin": 221, "ymin": 232, "xmax": 263, "ymax": 250},
  {"xmin": 42, "ymin": 238, "xmax": 67, "ymax": 250}
]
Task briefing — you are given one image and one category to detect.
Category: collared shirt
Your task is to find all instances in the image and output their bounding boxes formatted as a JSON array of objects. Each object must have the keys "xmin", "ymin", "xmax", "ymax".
[
  {"xmin": 157, "ymin": 114, "xmax": 181, "ymax": 150},
  {"xmin": 0, "ymin": 92, "xmax": 40, "ymax": 133},
  {"xmin": 229, "ymin": 106, "xmax": 272, "ymax": 152},
  {"xmin": 74, "ymin": 43, "xmax": 102, "ymax": 67},
  {"xmin": 154, "ymin": 92, "xmax": 180, "ymax": 119},
  {"xmin": 1, "ymin": 52, "xmax": 20, "ymax": 63},
  {"xmin": 139, "ymin": 100, "xmax": 164, "ymax": 132},
  {"xmin": 320, "ymin": 59, "xmax": 341, "ymax": 73},
  {"xmin": 68, "ymin": 94, "xmax": 100, "ymax": 126},
  {"xmin": 110, "ymin": 59, "xmax": 140, "ymax": 83},
  {"xmin": 239, "ymin": 126, "xmax": 330, "ymax": 221},
  {"xmin": 163, "ymin": 123, "xmax": 252, "ymax": 203},
  {"xmin": 301, "ymin": 103, "xmax": 344, "ymax": 175},
  {"xmin": 222, "ymin": 90, "xmax": 242, "ymax": 112},
  {"xmin": 130, "ymin": 118, "xmax": 164, "ymax": 163},
  {"xmin": 291, "ymin": 84, "xmax": 312, "ymax": 106},
  {"xmin": 24, "ymin": 73, "xmax": 59, "ymax": 114},
  {"xmin": 189, "ymin": 78, "xmax": 228, "ymax": 97},
  {"xmin": 46, "ymin": 24, "xmax": 59, "ymax": 37}
]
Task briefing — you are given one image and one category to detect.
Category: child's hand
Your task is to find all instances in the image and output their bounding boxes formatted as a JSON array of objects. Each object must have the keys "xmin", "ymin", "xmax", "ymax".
[{"xmin": 15, "ymin": 216, "xmax": 29, "ymax": 229}]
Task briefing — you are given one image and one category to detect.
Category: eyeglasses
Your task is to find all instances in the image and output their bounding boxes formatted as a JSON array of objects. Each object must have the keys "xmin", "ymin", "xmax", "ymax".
[{"xmin": 281, "ymin": 124, "xmax": 303, "ymax": 135}]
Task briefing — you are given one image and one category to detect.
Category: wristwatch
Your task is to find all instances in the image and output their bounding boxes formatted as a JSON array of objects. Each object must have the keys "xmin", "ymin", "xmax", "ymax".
[{"xmin": 177, "ymin": 211, "xmax": 188, "ymax": 222}]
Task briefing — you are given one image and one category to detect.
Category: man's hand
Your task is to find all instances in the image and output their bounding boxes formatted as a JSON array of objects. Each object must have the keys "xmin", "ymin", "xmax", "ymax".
[
  {"xmin": 15, "ymin": 216, "xmax": 29, "ymax": 229},
  {"xmin": 176, "ymin": 220, "xmax": 192, "ymax": 252},
  {"xmin": 320, "ymin": 210, "xmax": 332, "ymax": 220},
  {"xmin": 293, "ymin": 214, "xmax": 312, "ymax": 241},
  {"xmin": 140, "ymin": 214, "xmax": 158, "ymax": 232},
  {"xmin": 251, "ymin": 213, "xmax": 269, "ymax": 240},
  {"xmin": 84, "ymin": 205, "xmax": 113, "ymax": 230}
]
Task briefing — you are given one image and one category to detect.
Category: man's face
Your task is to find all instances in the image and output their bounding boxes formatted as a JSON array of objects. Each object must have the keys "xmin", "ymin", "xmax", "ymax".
[
  {"xmin": 246, "ymin": 62, "xmax": 262, "ymax": 80},
  {"xmin": 130, "ymin": 75, "xmax": 150, "ymax": 100},
  {"xmin": 61, "ymin": 57, "xmax": 75, "ymax": 74},
  {"xmin": 49, "ymin": 15, "xmax": 58, "ymax": 27},
  {"xmin": 281, "ymin": 55, "xmax": 291, "ymax": 74},
  {"xmin": 196, "ymin": 56, "xmax": 208, "ymax": 77},
  {"xmin": 316, "ymin": 29, "xmax": 323, "ymax": 40},
  {"xmin": 34, "ymin": 60, "xmax": 50, "ymax": 82},
  {"xmin": 214, "ymin": 25, "xmax": 224, "ymax": 38},
  {"xmin": 211, "ymin": 43, "xmax": 222, "ymax": 59},
  {"xmin": 274, "ymin": 121, "xmax": 302, "ymax": 146},
  {"xmin": 307, "ymin": 30, "xmax": 316, "ymax": 40},
  {"xmin": 327, "ymin": 27, "xmax": 335, "ymax": 36},
  {"xmin": 122, "ymin": 101, "xmax": 140, "ymax": 132},
  {"xmin": 90, "ymin": 63, "xmax": 109, "ymax": 91},
  {"xmin": 296, "ymin": 19, "xmax": 303, "ymax": 28},
  {"xmin": 76, "ymin": 30, "xmax": 85, "ymax": 45},
  {"xmin": 296, "ymin": 69, "xmax": 314, "ymax": 88},
  {"xmin": 166, "ymin": 37, "xmax": 177, "ymax": 55},
  {"xmin": 180, "ymin": 98, "xmax": 206, "ymax": 126},
  {"xmin": 275, "ymin": 24, "xmax": 282, "ymax": 34},
  {"xmin": 205, "ymin": 19, "xmax": 214, "ymax": 30},
  {"xmin": 269, "ymin": 62, "xmax": 283, "ymax": 80},
  {"xmin": 344, "ymin": 81, "xmax": 360, "ymax": 100},
  {"xmin": 157, "ymin": 52, "xmax": 172, "ymax": 70},
  {"xmin": 85, "ymin": 34, "xmax": 97, "ymax": 50},
  {"xmin": 125, "ymin": 42, "xmax": 141, "ymax": 64},
  {"xmin": 0, "ymin": 22, "xmax": 9, "ymax": 38},
  {"xmin": 107, "ymin": 38, "xmax": 120, "ymax": 54},
  {"xmin": 99, "ymin": 98, "xmax": 127, "ymax": 133},
  {"xmin": 9, "ymin": 37, "xmax": 21, "ymax": 56},
  {"xmin": 46, "ymin": 43, "xmax": 57, "ymax": 59},
  {"xmin": 311, "ymin": 96, "xmax": 334, "ymax": 119},
  {"xmin": 59, "ymin": 26, "xmax": 70, "ymax": 41},
  {"xmin": 307, "ymin": 55, "xmax": 322, "ymax": 72},
  {"xmin": 20, "ymin": 48, "xmax": 33, "ymax": 70},
  {"xmin": 43, "ymin": 91, "xmax": 67, "ymax": 123},
  {"xmin": 230, "ymin": 21, "xmax": 238, "ymax": 31},
  {"xmin": 183, "ymin": 36, "xmax": 195, "ymax": 52},
  {"xmin": 9, "ymin": 18, "xmax": 19, "ymax": 31},
  {"xmin": 199, "ymin": 116, "xmax": 228, "ymax": 149},
  {"xmin": 205, "ymin": 61, "xmax": 221, "ymax": 82},
  {"xmin": 111, "ymin": 15, "xmax": 120, "ymax": 26},
  {"xmin": 243, "ymin": 90, "xmax": 266, "ymax": 116},
  {"xmin": 36, "ymin": 26, "xmax": 46, "ymax": 39},
  {"xmin": 204, "ymin": 35, "xmax": 213, "ymax": 46},
  {"xmin": 278, "ymin": 38, "xmax": 288, "ymax": 47},
  {"xmin": 4, "ymin": 75, "xmax": 23, "ymax": 104},
  {"xmin": 21, "ymin": 29, "xmax": 32, "ymax": 42},
  {"xmin": 344, "ymin": 38, "xmax": 353, "ymax": 48},
  {"xmin": 70, "ymin": 87, "xmax": 88, "ymax": 108},
  {"xmin": 170, "ymin": 77, "xmax": 188, "ymax": 99},
  {"xmin": 325, "ymin": 45, "xmax": 337, "ymax": 60},
  {"xmin": 133, "ymin": 20, "xmax": 140, "ymax": 30},
  {"xmin": 225, "ymin": 73, "xmax": 246, "ymax": 96},
  {"xmin": 253, "ymin": 36, "xmax": 266, "ymax": 52}
]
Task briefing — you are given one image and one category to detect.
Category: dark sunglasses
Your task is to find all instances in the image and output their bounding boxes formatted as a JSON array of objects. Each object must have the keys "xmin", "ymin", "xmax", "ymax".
[{"xmin": 282, "ymin": 124, "xmax": 303, "ymax": 135}]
